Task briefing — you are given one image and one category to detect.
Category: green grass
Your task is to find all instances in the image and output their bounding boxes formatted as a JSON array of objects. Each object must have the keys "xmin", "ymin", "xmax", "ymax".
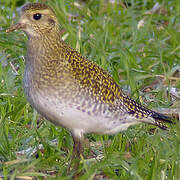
[{"xmin": 0, "ymin": 0, "xmax": 180, "ymax": 179}]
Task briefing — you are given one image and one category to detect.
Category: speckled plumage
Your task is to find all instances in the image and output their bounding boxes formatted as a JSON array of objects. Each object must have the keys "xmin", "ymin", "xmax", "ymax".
[{"xmin": 7, "ymin": 3, "xmax": 172, "ymax": 141}]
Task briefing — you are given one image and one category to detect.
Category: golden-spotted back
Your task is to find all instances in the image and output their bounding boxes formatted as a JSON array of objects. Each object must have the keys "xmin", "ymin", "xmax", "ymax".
[
  {"xmin": 63, "ymin": 48, "xmax": 172, "ymax": 127},
  {"xmin": 65, "ymin": 50, "xmax": 124, "ymax": 104}
]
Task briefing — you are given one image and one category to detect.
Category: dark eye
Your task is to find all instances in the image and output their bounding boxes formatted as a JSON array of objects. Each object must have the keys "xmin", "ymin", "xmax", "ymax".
[{"xmin": 33, "ymin": 13, "xmax": 42, "ymax": 20}]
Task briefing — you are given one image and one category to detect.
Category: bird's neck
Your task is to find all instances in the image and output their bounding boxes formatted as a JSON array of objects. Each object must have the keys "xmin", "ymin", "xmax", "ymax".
[{"xmin": 27, "ymin": 32, "xmax": 68, "ymax": 65}]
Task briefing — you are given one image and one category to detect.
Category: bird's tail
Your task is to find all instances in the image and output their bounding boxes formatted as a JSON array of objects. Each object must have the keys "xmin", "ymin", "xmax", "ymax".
[
  {"xmin": 150, "ymin": 111, "xmax": 174, "ymax": 130},
  {"xmin": 123, "ymin": 96, "xmax": 175, "ymax": 130},
  {"xmin": 123, "ymin": 95, "xmax": 175, "ymax": 129}
]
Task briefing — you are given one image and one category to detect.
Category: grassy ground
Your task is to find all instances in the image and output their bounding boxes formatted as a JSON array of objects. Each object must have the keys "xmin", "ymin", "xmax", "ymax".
[{"xmin": 0, "ymin": 0, "xmax": 180, "ymax": 179}]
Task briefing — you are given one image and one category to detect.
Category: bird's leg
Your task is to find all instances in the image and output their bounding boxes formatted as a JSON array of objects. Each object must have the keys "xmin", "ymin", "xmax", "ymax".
[
  {"xmin": 72, "ymin": 135, "xmax": 83, "ymax": 159},
  {"xmin": 72, "ymin": 136, "xmax": 84, "ymax": 179},
  {"xmin": 67, "ymin": 135, "xmax": 83, "ymax": 177}
]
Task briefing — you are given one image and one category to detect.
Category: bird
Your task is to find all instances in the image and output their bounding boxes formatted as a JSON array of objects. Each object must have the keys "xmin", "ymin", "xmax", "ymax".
[{"xmin": 6, "ymin": 3, "xmax": 173, "ymax": 160}]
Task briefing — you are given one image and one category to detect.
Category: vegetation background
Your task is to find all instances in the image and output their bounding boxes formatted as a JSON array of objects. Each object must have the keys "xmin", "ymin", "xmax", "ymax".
[{"xmin": 0, "ymin": 0, "xmax": 180, "ymax": 179}]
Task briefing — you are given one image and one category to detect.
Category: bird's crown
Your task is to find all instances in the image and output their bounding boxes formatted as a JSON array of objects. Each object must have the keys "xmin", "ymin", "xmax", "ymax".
[{"xmin": 21, "ymin": 3, "xmax": 53, "ymax": 13}]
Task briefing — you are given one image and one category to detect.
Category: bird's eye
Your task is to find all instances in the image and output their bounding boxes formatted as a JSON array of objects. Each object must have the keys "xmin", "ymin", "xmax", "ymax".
[{"xmin": 33, "ymin": 13, "xmax": 42, "ymax": 20}]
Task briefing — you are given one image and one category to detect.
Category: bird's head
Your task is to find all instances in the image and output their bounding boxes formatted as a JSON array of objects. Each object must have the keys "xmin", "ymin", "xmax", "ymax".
[{"xmin": 6, "ymin": 3, "xmax": 60, "ymax": 38}]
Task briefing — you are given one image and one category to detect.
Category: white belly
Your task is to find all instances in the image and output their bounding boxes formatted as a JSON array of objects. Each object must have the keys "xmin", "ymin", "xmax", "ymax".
[{"xmin": 26, "ymin": 89, "xmax": 140, "ymax": 139}]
